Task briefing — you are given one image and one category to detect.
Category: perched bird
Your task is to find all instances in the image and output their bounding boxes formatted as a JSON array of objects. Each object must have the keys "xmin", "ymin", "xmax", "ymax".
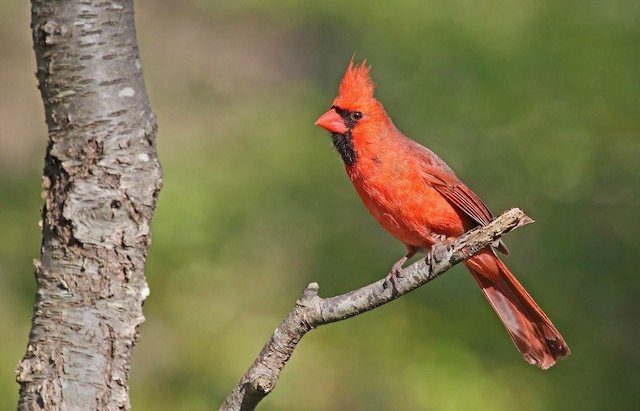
[{"xmin": 315, "ymin": 59, "xmax": 570, "ymax": 369}]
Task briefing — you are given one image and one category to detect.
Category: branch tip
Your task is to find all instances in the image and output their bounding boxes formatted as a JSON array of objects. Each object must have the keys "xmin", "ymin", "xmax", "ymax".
[{"xmin": 518, "ymin": 215, "xmax": 535, "ymax": 227}]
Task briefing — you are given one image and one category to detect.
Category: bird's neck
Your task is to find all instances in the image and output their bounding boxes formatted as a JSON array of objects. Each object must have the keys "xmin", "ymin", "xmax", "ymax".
[{"xmin": 344, "ymin": 120, "xmax": 404, "ymax": 175}]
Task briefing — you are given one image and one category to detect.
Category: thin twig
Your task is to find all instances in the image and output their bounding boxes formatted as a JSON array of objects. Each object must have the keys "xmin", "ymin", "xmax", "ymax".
[{"xmin": 220, "ymin": 208, "xmax": 533, "ymax": 411}]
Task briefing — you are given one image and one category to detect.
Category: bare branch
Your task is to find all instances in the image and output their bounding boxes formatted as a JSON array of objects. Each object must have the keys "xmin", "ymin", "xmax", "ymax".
[{"xmin": 220, "ymin": 208, "xmax": 533, "ymax": 411}]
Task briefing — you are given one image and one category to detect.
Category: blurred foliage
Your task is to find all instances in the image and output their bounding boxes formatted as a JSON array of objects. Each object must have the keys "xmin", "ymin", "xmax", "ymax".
[{"xmin": 1, "ymin": 0, "xmax": 639, "ymax": 410}]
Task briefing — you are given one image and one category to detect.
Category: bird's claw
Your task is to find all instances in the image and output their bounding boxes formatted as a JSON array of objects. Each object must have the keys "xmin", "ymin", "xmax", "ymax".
[
  {"xmin": 426, "ymin": 241, "xmax": 449, "ymax": 273},
  {"xmin": 384, "ymin": 262, "xmax": 404, "ymax": 291},
  {"xmin": 430, "ymin": 232, "xmax": 447, "ymax": 242},
  {"xmin": 426, "ymin": 248, "xmax": 438, "ymax": 273},
  {"xmin": 383, "ymin": 249, "xmax": 415, "ymax": 292}
]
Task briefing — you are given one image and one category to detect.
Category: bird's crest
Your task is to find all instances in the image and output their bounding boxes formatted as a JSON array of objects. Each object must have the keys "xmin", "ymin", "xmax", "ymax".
[{"xmin": 333, "ymin": 57, "xmax": 376, "ymax": 109}]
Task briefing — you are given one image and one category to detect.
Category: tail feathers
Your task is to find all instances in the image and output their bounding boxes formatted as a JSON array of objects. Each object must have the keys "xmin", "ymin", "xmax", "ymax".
[{"xmin": 465, "ymin": 254, "xmax": 570, "ymax": 369}]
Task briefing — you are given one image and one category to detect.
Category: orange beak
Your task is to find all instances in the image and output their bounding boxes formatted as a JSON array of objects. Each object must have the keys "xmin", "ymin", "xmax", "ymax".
[{"xmin": 315, "ymin": 108, "xmax": 348, "ymax": 135}]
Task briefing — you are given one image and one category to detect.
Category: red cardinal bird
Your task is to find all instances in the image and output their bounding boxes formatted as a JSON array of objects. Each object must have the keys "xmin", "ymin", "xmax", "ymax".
[{"xmin": 315, "ymin": 59, "xmax": 570, "ymax": 369}]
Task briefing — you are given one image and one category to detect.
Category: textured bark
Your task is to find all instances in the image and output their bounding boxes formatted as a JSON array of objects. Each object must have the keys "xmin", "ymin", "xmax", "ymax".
[
  {"xmin": 16, "ymin": 1, "xmax": 161, "ymax": 410},
  {"xmin": 221, "ymin": 208, "xmax": 533, "ymax": 411}
]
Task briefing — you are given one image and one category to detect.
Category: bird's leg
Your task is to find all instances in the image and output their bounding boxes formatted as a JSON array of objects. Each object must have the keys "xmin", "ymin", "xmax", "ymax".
[{"xmin": 385, "ymin": 246, "xmax": 418, "ymax": 291}]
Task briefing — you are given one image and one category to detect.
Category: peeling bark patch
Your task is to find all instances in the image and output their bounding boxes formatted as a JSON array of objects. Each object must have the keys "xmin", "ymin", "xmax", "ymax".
[{"xmin": 38, "ymin": 20, "xmax": 71, "ymax": 45}]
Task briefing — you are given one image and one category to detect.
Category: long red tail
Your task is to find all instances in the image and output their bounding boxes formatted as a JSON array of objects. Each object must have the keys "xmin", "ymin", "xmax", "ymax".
[{"xmin": 464, "ymin": 250, "xmax": 570, "ymax": 369}]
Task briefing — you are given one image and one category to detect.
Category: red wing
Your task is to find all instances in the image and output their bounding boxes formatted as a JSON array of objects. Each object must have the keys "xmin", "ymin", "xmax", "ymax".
[
  {"xmin": 413, "ymin": 143, "xmax": 509, "ymax": 254},
  {"xmin": 423, "ymin": 170, "xmax": 494, "ymax": 226}
]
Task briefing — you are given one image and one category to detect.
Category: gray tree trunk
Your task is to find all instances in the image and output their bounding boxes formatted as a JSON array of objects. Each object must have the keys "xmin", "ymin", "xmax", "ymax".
[{"xmin": 16, "ymin": 1, "xmax": 161, "ymax": 409}]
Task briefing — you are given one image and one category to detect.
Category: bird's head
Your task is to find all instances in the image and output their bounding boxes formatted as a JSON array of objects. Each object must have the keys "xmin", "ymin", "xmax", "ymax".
[{"xmin": 315, "ymin": 58, "xmax": 390, "ymax": 165}]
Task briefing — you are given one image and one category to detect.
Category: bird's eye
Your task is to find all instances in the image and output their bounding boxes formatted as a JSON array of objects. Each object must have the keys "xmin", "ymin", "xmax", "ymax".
[{"xmin": 351, "ymin": 111, "xmax": 363, "ymax": 121}]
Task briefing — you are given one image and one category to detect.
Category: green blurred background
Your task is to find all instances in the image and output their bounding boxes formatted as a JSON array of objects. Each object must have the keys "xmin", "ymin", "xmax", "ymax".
[{"xmin": 1, "ymin": 0, "xmax": 638, "ymax": 409}]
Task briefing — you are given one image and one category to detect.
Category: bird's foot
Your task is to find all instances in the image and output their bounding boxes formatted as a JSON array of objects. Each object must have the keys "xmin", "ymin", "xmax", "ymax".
[
  {"xmin": 383, "ymin": 248, "xmax": 417, "ymax": 292},
  {"xmin": 430, "ymin": 232, "xmax": 447, "ymax": 243},
  {"xmin": 426, "ymin": 241, "xmax": 449, "ymax": 273},
  {"xmin": 384, "ymin": 260, "xmax": 405, "ymax": 292}
]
